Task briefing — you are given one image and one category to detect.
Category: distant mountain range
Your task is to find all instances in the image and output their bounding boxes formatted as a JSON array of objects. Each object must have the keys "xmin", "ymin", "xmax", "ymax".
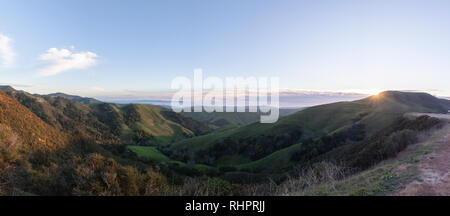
[{"xmin": 45, "ymin": 92, "xmax": 102, "ymax": 105}]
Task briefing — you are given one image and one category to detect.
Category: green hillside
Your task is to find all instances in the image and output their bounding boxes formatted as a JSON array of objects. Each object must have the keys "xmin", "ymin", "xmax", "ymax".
[
  {"xmin": 170, "ymin": 91, "xmax": 450, "ymax": 166},
  {"xmin": 180, "ymin": 107, "xmax": 305, "ymax": 128},
  {"xmin": 127, "ymin": 146, "xmax": 171, "ymax": 162},
  {"xmin": 237, "ymin": 143, "xmax": 302, "ymax": 172},
  {"xmin": 180, "ymin": 111, "xmax": 261, "ymax": 127},
  {"xmin": 119, "ymin": 104, "xmax": 213, "ymax": 145}
]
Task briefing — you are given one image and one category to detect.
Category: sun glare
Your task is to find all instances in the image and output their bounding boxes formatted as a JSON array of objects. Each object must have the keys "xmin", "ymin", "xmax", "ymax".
[{"xmin": 341, "ymin": 89, "xmax": 384, "ymax": 96}]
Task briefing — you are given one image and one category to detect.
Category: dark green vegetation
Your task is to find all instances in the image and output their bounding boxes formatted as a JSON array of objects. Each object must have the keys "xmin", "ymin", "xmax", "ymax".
[
  {"xmin": 180, "ymin": 111, "xmax": 261, "ymax": 128},
  {"xmin": 292, "ymin": 116, "xmax": 442, "ymax": 169},
  {"xmin": 0, "ymin": 86, "xmax": 449, "ymax": 195},
  {"xmin": 179, "ymin": 107, "xmax": 304, "ymax": 128}
]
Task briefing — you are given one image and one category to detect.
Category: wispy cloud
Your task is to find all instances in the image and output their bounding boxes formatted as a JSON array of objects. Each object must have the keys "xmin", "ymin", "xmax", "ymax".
[
  {"xmin": 37, "ymin": 48, "xmax": 98, "ymax": 76},
  {"xmin": 0, "ymin": 33, "xmax": 16, "ymax": 67}
]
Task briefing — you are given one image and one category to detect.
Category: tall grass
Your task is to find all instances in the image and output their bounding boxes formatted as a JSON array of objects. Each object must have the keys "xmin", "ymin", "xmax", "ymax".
[{"xmin": 238, "ymin": 162, "xmax": 350, "ymax": 196}]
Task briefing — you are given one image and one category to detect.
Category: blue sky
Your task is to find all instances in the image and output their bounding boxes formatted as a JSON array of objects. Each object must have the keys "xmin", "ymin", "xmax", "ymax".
[{"xmin": 1, "ymin": 0, "xmax": 450, "ymax": 99}]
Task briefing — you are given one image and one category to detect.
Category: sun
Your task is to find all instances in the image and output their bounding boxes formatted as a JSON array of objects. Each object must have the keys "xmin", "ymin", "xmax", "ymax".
[
  {"xmin": 341, "ymin": 89, "xmax": 385, "ymax": 96},
  {"xmin": 363, "ymin": 89, "xmax": 385, "ymax": 95}
]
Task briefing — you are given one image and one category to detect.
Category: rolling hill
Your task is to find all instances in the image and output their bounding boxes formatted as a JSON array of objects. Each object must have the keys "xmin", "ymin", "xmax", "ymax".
[
  {"xmin": 118, "ymin": 104, "xmax": 213, "ymax": 145},
  {"xmin": 180, "ymin": 107, "xmax": 305, "ymax": 128},
  {"xmin": 1, "ymin": 87, "xmax": 449, "ymax": 195},
  {"xmin": 170, "ymin": 91, "xmax": 450, "ymax": 166},
  {"xmin": 0, "ymin": 91, "xmax": 68, "ymax": 152},
  {"xmin": 0, "ymin": 86, "xmax": 213, "ymax": 146},
  {"xmin": 180, "ymin": 111, "xmax": 262, "ymax": 127},
  {"xmin": 0, "ymin": 91, "xmax": 175, "ymax": 196}
]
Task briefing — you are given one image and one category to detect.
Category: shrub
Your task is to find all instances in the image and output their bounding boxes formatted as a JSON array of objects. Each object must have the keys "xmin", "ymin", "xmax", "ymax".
[
  {"xmin": 383, "ymin": 129, "xmax": 418, "ymax": 158},
  {"xmin": 143, "ymin": 168, "xmax": 169, "ymax": 195},
  {"xmin": 71, "ymin": 153, "xmax": 168, "ymax": 196},
  {"xmin": 177, "ymin": 177, "xmax": 236, "ymax": 196}
]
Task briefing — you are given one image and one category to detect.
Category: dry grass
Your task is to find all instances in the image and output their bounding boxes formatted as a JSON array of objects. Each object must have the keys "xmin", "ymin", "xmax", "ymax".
[{"xmin": 238, "ymin": 162, "xmax": 350, "ymax": 196}]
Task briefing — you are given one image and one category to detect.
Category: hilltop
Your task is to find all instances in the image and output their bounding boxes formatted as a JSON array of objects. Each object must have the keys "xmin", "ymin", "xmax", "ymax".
[
  {"xmin": 45, "ymin": 92, "xmax": 101, "ymax": 105},
  {"xmin": 0, "ymin": 86, "xmax": 101, "ymax": 105}
]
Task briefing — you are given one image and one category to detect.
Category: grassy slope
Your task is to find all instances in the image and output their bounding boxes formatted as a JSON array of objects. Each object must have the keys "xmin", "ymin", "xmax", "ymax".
[
  {"xmin": 121, "ymin": 104, "xmax": 196, "ymax": 145},
  {"xmin": 180, "ymin": 111, "xmax": 261, "ymax": 127},
  {"xmin": 170, "ymin": 125, "xmax": 239, "ymax": 152},
  {"xmin": 295, "ymin": 125, "xmax": 448, "ymax": 196},
  {"xmin": 237, "ymin": 143, "xmax": 302, "ymax": 172},
  {"xmin": 170, "ymin": 100, "xmax": 368, "ymax": 154},
  {"xmin": 180, "ymin": 108, "xmax": 305, "ymax": 128},
  {"xmin": 171, "ymin": 91, "xmax": 450, "ymax": 166},
  {"xmin": 127, "ymin": 146, "xmax": 171, "ymax": 162}
]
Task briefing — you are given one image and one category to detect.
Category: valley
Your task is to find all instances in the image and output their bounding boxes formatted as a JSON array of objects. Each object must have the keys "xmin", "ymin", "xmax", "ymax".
[{"xmin": 1, "ymin": 85, "xmax": 450, "ymax": 196}]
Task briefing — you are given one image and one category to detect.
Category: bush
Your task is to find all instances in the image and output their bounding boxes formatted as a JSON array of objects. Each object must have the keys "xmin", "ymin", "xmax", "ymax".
[
  {"xmin": 176, "ymin": 177, "xmax": 236, "ymax": 196},
  {"xmin": 71, "ymin": 153, "xmax": 168, "ymax": 196},
  {"xmin": 143, "ymin": 168, "xmax": 169, "ymax": 195},
  {"xmin": 291, "ymin": 124, "xmax": 366, "ymax": 163},
  {"xmin": 383, "ymin": 129, "xmax": 418, "ymax": 158}
]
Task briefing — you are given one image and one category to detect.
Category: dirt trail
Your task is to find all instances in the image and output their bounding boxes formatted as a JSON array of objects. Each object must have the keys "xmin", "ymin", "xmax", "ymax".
[{"xmin": 396, "ymin": 115, "xmax": 450, "ymax": 196}]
